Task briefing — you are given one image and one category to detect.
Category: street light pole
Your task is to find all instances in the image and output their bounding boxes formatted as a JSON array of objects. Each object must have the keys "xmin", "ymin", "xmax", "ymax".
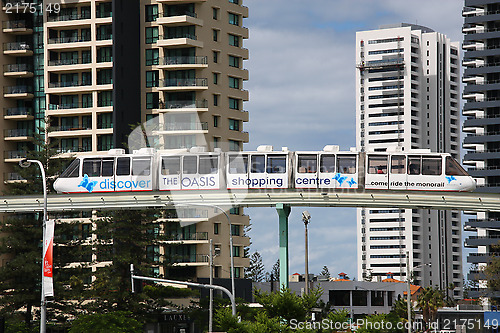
[
  {"xmin": 406, "ymin": 251, "xmax": 431, "ymax": 333},
  {"xmin": 302, "ymin": 211, "xmax": 311, "ymax": 295},
  {"xmin": 20, "ymin": 159, "xmax": 47, "ymax": 333}
]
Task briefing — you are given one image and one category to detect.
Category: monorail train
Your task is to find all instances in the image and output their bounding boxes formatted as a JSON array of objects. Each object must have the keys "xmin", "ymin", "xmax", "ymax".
[{"xmin": 53, "ymin": 145, "xmax": 476, "ymax": 194}]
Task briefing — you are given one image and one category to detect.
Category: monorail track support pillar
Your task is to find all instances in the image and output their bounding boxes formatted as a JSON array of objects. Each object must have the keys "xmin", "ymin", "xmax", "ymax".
[{"xmin": 276, "ymin": 203, "xmax": 291, "ymax": 289}]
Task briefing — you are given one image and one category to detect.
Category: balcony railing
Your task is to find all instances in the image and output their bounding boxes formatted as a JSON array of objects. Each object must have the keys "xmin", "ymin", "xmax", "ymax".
[
  {"xmin": 159, "ymin": 56, "xmax": 207, "ymax": 66},
  {"xmin": 3, "ymin": 42, "xmax": 31, "ymax": 51},
  {"xmin": 4, "ymin": 63, "xmax": 32, "ymax": 73},
  {"xmin": 160, "ymin": 10, "xmax": 197, "ymax": 18},
  {"xmin": 48, "ymin": 36, "xmax": 91, "ymax": 44},
  {"xmin": 49, "ymin": 103, "xmax": 92, "ymax": 110},
  {"xmin": 160, "ymin": 78, "xmax": 207, "ymax": 87},
  {"xmin": 48, "ymin": 81, "xmax": 91, "ymax": 88},
  {"xmin": 96, "ymin": 33, "xmax": 112, "ymax": 41},
  {"xmin": 4, "ymin": 85, "xmax": 33, "ymax": 94},
  {"xmin": 3, "ymin": 20, "xmax": 30, "ymax": 30},
  {"xmin": 161, "ymin": 33, "xmax": 197, "ymax": 40},
  {"xmin": 48, "ymin": 58, "xmax": 91, "ymax": 66},
  {"xmin": 166, "ymin": 254, "xmax": 209, "ymax": 264},
  {"xmin": 56, "ymin": 146, "xmax": 91, "ymax": 154},
  {"xmin": 5, "ymin": 128, "xmax": 33, "ymax": 137},
  {"xmin": 159, "ymin": 99, "xmax": 208, "ymax": 109},
  {"xmin": 5, "ymin": 150, "xmax": 26, "ymax": 159},
  {"xmin": 47, "ymin": 13, "xmax": 91, "ymax": 22},
  {"xmin": 163, "ymin": 209, "xmax": 208, "ymax": 219},
  {"xmin": 52, "ymin": 125, "xmax": 91, "ymax": 132},
  {"xmin": 97, "ymin": 122, "xmax": 113, "ymax": 129},
  {"xmin": 5, "ymin": 172, "xmax": 24, "ymax": 181},
  {"xmin": 162, "ymin": 122, "xmax": 208, "ymax": 131},
  {"xmin": 166, "ymin": 232, "xmax": 208, "ymax": 241},
  {"xmin": 5, "ymin": 107, "xmax": 32, "ymax": 116}
]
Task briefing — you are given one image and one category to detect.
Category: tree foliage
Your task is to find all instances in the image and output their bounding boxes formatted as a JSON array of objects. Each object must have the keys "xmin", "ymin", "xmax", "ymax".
[
  {"xmin": 246, "ymin": 251, "xmax": 266, "ymax": 282},
  {"xmin": 416, "ymin": 287, "xmax": 445, "ymax": 326},
  {"xmin": 68, "ymin": 311, "xmax": 142, "ymax": 333},
  {"xmin": 320, "ymin": 265, "xmax": 330, "ymax": 279}
]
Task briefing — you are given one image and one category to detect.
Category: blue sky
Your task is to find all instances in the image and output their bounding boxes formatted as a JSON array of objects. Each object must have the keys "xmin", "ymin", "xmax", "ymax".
[{"xmin": 242, "ymin": 0, "xmax": 464, "ymax": 278}]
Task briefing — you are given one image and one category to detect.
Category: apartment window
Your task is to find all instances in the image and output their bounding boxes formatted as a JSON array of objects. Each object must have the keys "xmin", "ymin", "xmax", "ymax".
[
  {"xmin": 213, "ymin": 29, "xmax": 219, "ymax": 41},
  {"xmin": 229, "ymin": 118, "xmax": 240, "ymax": 131},
  {"xmin": 213, "ymin": 51, "xmax": 219, "ymax": 63},
  {"xmin": 96, "ymin": 24, "xmax": 112, "ymax": 40},
  {"xmin": 213, "ymin": 72, "xmax": 219, "ymax": 84},
  {"xmin": 233, "ymin": 267, "xmax": 241, "ymax": 278},
  {"xmin": 96, "ymin": 2, "xmax": 112, "ymax": 18},
  {"xmin": 145, "ymin": 5, "xmax": 158, "ymax": 22},
  {"xmin": 229, "ymin": 55, "xmax": 240, "ymax": 68},
  {"xmin": 97, "ymin": 47, "xmax": 112, "ymax": 63},
  {"xmin": 228, "ymin": 13, "xmax": 240, "ymax": 26},
  {"xmin": 229, "ymin": 140, "xmax": 240, "ymax": 151},
  {"xmin": 98, "ymin": 134, "xmax": 113, "ymax": 151},
  {"xmin": 145, "ymin": 49, "xmax": 159, "ymax": 66},
  {"xmin": 97, "ymin": 69, "xmax": 113, "ymax": 85},
  {"xmin": 229, "ymin": 77, "xmax": 240, "ymax": 89},
  {"xmin": 230, "ymin": 207, "xmax": 240, "ymax": 215},
  {"xmin": 229, "ymin": 0, "xmax": 239, "ymax": 3},
  {"xmin": 213, "ymin": 7, "xmax": 219, "ymax": 19},
  {"xmin": 229, "ymin": 34, "xmax": 240, "ymax": 47},
  {"xmin": 145, "ymin": 27, "xmax": 159, "ymax": 44},
  {"xmin": 98, "ymin": 113, "xmax": 112, "ymax": 129},
  {"xmin": 213, "ymin": 136, "xmax": 220, "ymax": 148},
  {"xmin": 231, "ymin": 224, "xmax": 240, "ymax": 236},
  {"xmin": 97, "ymin": 91, "xmax": 113, "ymax": 107},
  {"xmin": 214, "ymin": 223, "xmax": 220, "ymax": 235},
  {"xmin": 229, "ymin": 97, "xmax": 240, "ymax": 110},
  {"xmin": 146, "ymin": 92, "xmax": 159, "ymax": 109},
  {"xmin": 82, "ymin": 94, "xmax": 92, "ymax": 108},
  {"xmin": 232, "ymin": 246, "xmax": 240, "ymax": 257},
  {"xmin": 213, "ymin": 115, "xmax": 220, "ymax": 127},
  {"xmin": 213, "ymin": 94, "xmax": 219, "ymax": 106},
  {"xmin": 146, "ymin": 71, "xmax": 159, "ymax": 88}
]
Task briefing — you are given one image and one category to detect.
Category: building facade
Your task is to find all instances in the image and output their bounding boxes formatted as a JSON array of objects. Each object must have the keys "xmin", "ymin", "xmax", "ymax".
[
  {"xmin": 462, "ymin": 1, "xmax": 500, "ymax": 299},
  {"xmin": 355, "ymin": 24, "xmax": 462, "ymax": 297},
  {"xmin": 0, "ymin": 0, "xmax": 250, "ymax": 281}
]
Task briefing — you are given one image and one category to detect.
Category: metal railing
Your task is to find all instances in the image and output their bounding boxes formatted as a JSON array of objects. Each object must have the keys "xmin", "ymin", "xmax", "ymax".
[
  {"xmin": 166, "ymin": 254, "xmax": 209, "ymax": 264},
  {"xmin": 49, "ymin": 103, "xmax": 92, "ymax": 110},
  {"xmin": 4, "ymin": 150, "xmax": 26, "ymax": 159},
  {"xmin": 48, "ymin": 81, "xmax": 91, "ymax": 88},
  {"xmin": 160, "ymin": 10, "xmax": 197, "ymax": 18},
  {"xmin": 96, "ymin": 33, "xmax": 112, "ymax": 41},
  {"xmin": 97, "ymin": 122, "xmax": 113, "ymax": 129},
  {"xmin": 48, "ymin": 57, "xmax": 91, "ymax": 66},
  {"xmin": 48, "ymin": 36, "xmax": 91, "ymax": 44},
  {"xmin": 4, "ymin": 63, "xmax": 32, "ymax": 72},
  {"xmin": 47, "ymin": 13, "xmax": 91, "ymax": 22},
  {"xmin": 159, "ymin": 56, "xmax": 207, "ymax": 66},
  {"xmin": 3, "ymin": 42, "xmax": 31, "ymax": 51},
  {"xmin": 55, "ymin": 146, "xmax": 91, "ymax": 154},
  {"xmin": 159, "ymin": 99, "xmax": 208, "ymax": 109},
  {"xmin": 52, "ymin": 125, "xmax": 91, "ymax": 132},
  {"xmin": 4, "ymin": 128, "xmax": 33, "ymax": 137},
  {"xmin": 162, "ymin": 122, "xmax": 208, "ymax": 131},
  {"xmin": 4, "ymin": 85, "xmax": 33, "ymax": 94},
  {"xmin": 5, "ymin": 107, "xmax": 32, "ymax": 116},
  {"xmin": 166, "ymin": 232, "xmax": 208, "ymax": 241},
  {"xmin": 3, "ymin": 20, "xmax": 30, "ymax": 29},
  {"xmin": 5, "ymin": 172, "xmax": 24, "ymax": 181},
  {"xmin": 160, "ymin": 78, "xmax": 207, "ymax": 87},
  {"xmin": 160, "ymin": 33, "xmax": 197, "ymax": 40}
]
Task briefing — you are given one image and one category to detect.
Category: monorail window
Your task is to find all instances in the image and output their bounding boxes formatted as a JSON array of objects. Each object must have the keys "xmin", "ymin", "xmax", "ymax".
[
  {"xmin": 391, "ymin": 155, "xmax": 406, "ymax": 174},
  {"xmin": 199, "ymin": 156, "xmax": 219, "ymax": 174},
  {"xmin": 445, "ymin": 157, "xmax": 467, "ymax": 176},
  {"xmin": 229, "ymin": 155, "xmax": 248, "ymax": 174},
  {"xmin": 132, "ymin": 157, "xmax": 151, "ymax": 176},
  {"xmin": 298, "ymin": 155, "xmax": 317, "ymax": 173},
  {"xmin": 102, "ymin": 158, "xmax": 114, "ymax": 177},
  {"xmin": 337, "ymin": 155, "xmax": 356, "ymax": 174},
  {"xmin": 408, "ymin": 156, "xmax": 421, "ymax": 175},
  {"xmin": 320, "ymin": 154, "xmax": 335, "ymax": 173},
  {"xmin": 161, "ymin": 156, "xmax": 180, "ymax": 175},
  {"xmin": 183, "ymin": 156, "xmax": 197, "ymax": 174},
  {"xmin": 422, "ymin": 157, "xmax": 442, "ymax": 175},
  {"xmin": 83, "ymin": 158, "xmax": 101, "ymax": 177},
  {"xmin": 60, "ymin": 159, "xmax": 80, "ymax": 178},
  {"xmin": 267, "ymin": 155, "xmax": 286, "ymax": 174},
  {"xmin": 368, "ymin": 155, "xmax": 387, "ymax": 174},
  {"xmin": 251, "ymin": 155, "xmax": 265, "ymax": 173},
  {"xmin": 116, "ymin": 157, "xmax": 130, "ymax": 176}
]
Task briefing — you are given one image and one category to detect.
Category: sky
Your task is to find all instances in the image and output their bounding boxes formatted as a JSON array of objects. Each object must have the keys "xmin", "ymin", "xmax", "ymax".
[{"xmin": 242, "ymin": 0, "xmax": 464, "ymax": 279}]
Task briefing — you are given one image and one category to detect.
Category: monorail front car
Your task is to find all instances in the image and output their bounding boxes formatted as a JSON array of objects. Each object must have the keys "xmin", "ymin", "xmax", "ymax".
[{"xmin": 53, "ymin": 146, "xmax": 476, "ymax": 194}]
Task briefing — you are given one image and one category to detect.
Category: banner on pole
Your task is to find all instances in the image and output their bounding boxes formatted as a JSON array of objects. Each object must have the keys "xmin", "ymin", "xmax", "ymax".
[{"xmin": 43, "ymin": 219, "xmax": 54, "ymax": 297}]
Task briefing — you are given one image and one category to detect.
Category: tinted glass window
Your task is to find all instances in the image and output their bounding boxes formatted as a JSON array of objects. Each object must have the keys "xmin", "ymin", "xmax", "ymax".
[
  {"xmin": 391, "ymin": 155, "xmax": 406, "ymax": 174},
  {"xmin": 183, "ymin": 156, "xmax": 197, "ymax": 174},
  {"xmin": 162, "ymin": 156, "xmax": 180, "ymax": 175},
  {"xmin": 337, "ymin": 155, "xmax": 356, "ymax": 174},
  {"xmin": 116, "ymin": 157, "xmax": 130, "ymax": 176},
  {"xmin": 251, "ymin": 155, "xmax": 265, "ymax": 173},
  {"xmin": 298, "ymin": 155, "xmax": 317, "ymax": 173},
  {"xmin": 83, "ymin": 158, "xmax": 101, "ymax": 177},
  {"xmin": 60, "ymin": 159, "xmax": 80, "ymax": 178},
  {"xmin": 445, "ymin": 156, "xmax": 467, "ymax": 176},
  {"xmin": 267, "ymin": 155, "xmax": 286, "ymax": 174},
  {"xmin": 132, "ymin": 157, "xmax": 151, "ymax": 176},
  {"xmin": 368, "ymin": 155, "xmax": 388, "ymax": 174},
  {"xmin": 101, "ymin": 158, "xmax": 114, "ymax": 177},
  {"xmin": 199, "ymin": 156, "xmax": 219, "ymax": 174},
  {"xmin": 422, "ymin": 157, "xmax": 442, "ymax": 175},
  {"xmin": 320, "ymin": 154, "xmax": 335, "ymax": 173},
  {"xmin": 228, "ymin": 154, "xmax": 248, "ymax": 174},
  {"xmin": 408, "ymin": 156, "xmax": 421, "ymax": 175}
]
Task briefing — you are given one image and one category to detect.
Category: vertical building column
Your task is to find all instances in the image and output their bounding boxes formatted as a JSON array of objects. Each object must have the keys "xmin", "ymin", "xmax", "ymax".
[{"xmin": 276, "ymin": 203, "xmax": 291, "ymax": 289}]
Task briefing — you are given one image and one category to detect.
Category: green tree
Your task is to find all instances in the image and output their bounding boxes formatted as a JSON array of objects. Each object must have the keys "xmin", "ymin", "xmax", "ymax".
[
  {"xmin": 357, "ymin": 313, "xmax": 404, "ymax": 333},
  {"xmin": 484, "ymin": 243, "xmax": 500, "ymax": 305},
  {"xmin": 68, "ymin": 311, "xmax": 142, "ymax": 333},
  {"xmin": 246, "ymin": 251, "xmax": 266, "ymax": 282},
  {"xmin": 416, "ymin": 287, "xmax": 445, "ymax": 328},
  {"xmin": 320, "ymin": 265, "xmax": 331, "ymax": 279},
  {"xmin": 390, "ymin": 296, "xmax": 412, "ymax": 322}
]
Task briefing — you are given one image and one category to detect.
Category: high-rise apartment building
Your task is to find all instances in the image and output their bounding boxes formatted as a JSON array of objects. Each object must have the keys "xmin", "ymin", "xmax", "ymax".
[
  {"xmin": 462, "ymin": 1, "xmax": 500, "ymax": 299},
  {"xmin": 355, "ymin": 24, "xmax": 462, "ymax": 297},
  {"xmin": 0, "ymin": 0, "xmax": 250, "ymax": 281}
]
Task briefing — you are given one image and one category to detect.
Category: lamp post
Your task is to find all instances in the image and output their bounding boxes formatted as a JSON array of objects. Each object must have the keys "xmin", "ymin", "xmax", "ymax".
[
  {"xmin": 20, "ymin": 159, "xmax": 47, "ymax": 333},
  {"xmin": 406, "ymin": 251, "xmax": 431, "ymax": 333},
  {"xmin": 302, "ymin": 211, "xmax": 311, "ymax": 295}
]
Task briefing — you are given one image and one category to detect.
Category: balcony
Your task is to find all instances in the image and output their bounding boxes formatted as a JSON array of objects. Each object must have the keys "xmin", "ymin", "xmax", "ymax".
[
  {"xmin": 4, "ymin": 128, "xmax": 33, "ymax": 141},
  {"xmin": 2, "ymin": 20, "xmax": 32, "ymax": 34},
  {"xmin": 157, "ymin": 12, "xmax": 203, "ymax": 26},
  {"xmin": 96, "ymin": 33, "xmax": 112, "ymax": 41},
  {"xmin": 47, "ymin": 13, "xmax": 91, "ymax": 22},
  {"xmin": 51, "ymin": 125, "xmax": 92, "ymax": 133},
  {"xmin": 4, "ymin": 150, "xmax": 26, "ymax": 162},
  {"xmin": 158, "ymin": 78, "xmax": 208, "ymax": 91},
  {"xmin": 465, "ymin": 235, "xmax": 500, "ymax": 247},
  {"xmin": 55, "ymin": 146, "xmax": 92, "ymax": 154},
  {"xmin": 157, "ymin": 0, "xmax": 207, "ymax": 3},
  {"xmin": 4, "ymin": 85, "xmax": 33, "ymax": 98},
  {"xmin": 154, "ymin": 99, "xmax": 208, "ymax": 113},
  {"xmin": 467, "ymin": 253, "xmax": 492, "ymax": 264},
  {"xmin": 157, "ymin": 34, "xmax": 202, "ymax": 48},
  {"xmin": 168, "ymin": 254, "xmax": 209, "ymax": 266},
  {"xmin": 48, "ymin": 36, "xmax": 91, "ymax": 45},
  {"xmin": 158, "ymin": 56, "xmax": 208, "ymax": 69},
  {"xmin": 156, "ymin": 122, "xmax": 208, "ymax": 134},
  {"xmin": 3, "ymin": 42, "xmax": 32, "ymax": 56},
  {"xmin": 48, "ymin": 81, "xmax": 92, "ymax": 89},
  {"xmin": 48, "ymin": 57, "xmax": 91, "ymax": 67},
  {"xmin": 4, "ymin": 107, "xmax": 33, "ymax": 119},
  {"xmin": 3, "ymin": 63, "xmax": 33, "ymax": 77},
  {"xmin": 163, "ymin": 232, "xmax": 209, "ymax": 244},
  {"xmin": 4, "ymin": 172, "xmax": 25, "ymax": 183}
]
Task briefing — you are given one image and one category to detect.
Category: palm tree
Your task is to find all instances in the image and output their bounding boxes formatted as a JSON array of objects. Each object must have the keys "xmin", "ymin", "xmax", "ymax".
[{"xmin": 416, "ymin": 287, "xmax": 444, "ymax": 328}]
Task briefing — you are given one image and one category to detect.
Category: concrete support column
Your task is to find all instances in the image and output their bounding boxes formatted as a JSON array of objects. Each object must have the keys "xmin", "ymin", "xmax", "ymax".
[{"xmin": 276, "ymin": 203, "xmax": 291, "ymax": 289}]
